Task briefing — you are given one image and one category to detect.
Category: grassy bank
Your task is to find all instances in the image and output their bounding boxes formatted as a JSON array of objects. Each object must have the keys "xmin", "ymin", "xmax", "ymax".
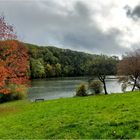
[{"xmin": 0, "ymin": 92, "xmax": 140, "ymax": 139}]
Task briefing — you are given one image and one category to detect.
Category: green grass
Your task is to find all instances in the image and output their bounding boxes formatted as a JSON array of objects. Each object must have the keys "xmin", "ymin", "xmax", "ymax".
[{"xmin": 0, "ymin": 91, "xmax": 140, "ymax": 139}]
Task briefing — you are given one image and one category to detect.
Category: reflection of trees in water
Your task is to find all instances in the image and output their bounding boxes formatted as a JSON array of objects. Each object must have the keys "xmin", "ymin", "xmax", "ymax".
[{"xmin": 29, "ymin": 78, "xmax": 122, "ymax": 100}]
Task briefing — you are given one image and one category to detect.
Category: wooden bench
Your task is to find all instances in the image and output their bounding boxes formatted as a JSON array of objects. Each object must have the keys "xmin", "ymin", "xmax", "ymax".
[{"xmin": 35, "ymin": 98, "xmax": 45, "ymax": 102}]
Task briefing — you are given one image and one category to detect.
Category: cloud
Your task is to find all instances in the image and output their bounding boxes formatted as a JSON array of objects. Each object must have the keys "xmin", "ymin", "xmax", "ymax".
[
  {"xmin": 0, "ymin": 0, "xmax": 138, "ymax": 56},
  {"xmin": 125, "ymin": 4, "xmax": 140, "ymax": 20}
]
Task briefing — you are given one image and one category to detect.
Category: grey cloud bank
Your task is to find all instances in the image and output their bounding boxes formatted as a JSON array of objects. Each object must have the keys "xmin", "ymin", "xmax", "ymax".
[
  {"xmin": 0, "ymin": 0, "xmax": 137, "ymax": 56},
  {"xmin": 126, "ymin": 4, "xmax": 140, "ymax": 20}
]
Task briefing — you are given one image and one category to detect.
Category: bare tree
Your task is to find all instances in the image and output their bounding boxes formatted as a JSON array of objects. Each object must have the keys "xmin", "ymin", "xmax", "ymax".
[{"xmin": 0, "ymin": 15, "xmax": 17, "ymax": 40}]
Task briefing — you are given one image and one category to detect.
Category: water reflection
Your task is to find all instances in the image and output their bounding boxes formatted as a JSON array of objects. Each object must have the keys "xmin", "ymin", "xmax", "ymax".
[{"xmin": 28, "ymin": 77, "xmax": 125, "ymax": 101}]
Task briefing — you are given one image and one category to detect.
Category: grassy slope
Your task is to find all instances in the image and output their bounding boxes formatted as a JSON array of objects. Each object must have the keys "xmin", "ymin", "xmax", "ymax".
[{"xmin": 0, "ymin": 92, "xmax": 140, "ymax": 139}]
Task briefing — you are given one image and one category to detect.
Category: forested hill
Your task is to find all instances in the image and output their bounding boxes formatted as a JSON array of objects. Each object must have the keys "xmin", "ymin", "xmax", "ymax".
[{"xmin": 24, "ymin": 43, "xmax": 119, "ymax": 79}]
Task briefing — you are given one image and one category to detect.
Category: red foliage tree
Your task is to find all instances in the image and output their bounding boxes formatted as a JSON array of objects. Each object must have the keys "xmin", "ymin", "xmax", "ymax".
[
  {"xmin": 0, "ymin": 40, "xmax": 29, "ymax": 94},
  {"xmin": 0, "ymin": 15, "xmax": 29, "ymax": 95},
  {"xmin": 117, "ymin": 50, "xmax": 140, "ymax": 91},
  {"xmin": 0, "ymin": 61, "xmax": 9, "ymax": 94}
]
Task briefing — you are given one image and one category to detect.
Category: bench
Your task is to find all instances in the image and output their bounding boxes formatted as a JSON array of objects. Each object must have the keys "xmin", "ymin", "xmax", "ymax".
[{"xmin": 35, "ymin": 98, "xmax": 45, "ymax": 102}]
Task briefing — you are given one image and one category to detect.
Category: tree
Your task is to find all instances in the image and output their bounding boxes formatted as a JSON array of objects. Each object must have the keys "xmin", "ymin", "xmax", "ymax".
[
  {"xmin": 89, "ymin": 56, "xmax": 115, "ymax": 94},
  {"xmin": 0, "ymin": 16, "xmax": 29, "ymax": 102},
  {"xmin": 0, "ymin": 40, "xmax": 29, "ymax": 95},
  {"xmin": 30, "ymin": 58, "xmax": 45, "ymax": 78},
  {"xmin": 55, "ymin": 63, "xmax": 62, "ymax": 77},
  {"xmin": 45, "ymin": 64, "xmax": 55, "ymax": 77},
  {"xmin": 117, "ymin": 50, "xmax": 140, "ymax": 91},
  {"xmin": 0, "ymin": 62, "xmax": 9, "ymax": 94},
  {"xmin": 0, "ymin": 15, "xmax": 17, "ymax": 40}
]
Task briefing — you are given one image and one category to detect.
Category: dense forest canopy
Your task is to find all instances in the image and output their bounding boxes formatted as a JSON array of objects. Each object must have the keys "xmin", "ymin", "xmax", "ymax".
[{"xmin": 24, "ymin": 43, "xmax": 119, "ymax": 79}]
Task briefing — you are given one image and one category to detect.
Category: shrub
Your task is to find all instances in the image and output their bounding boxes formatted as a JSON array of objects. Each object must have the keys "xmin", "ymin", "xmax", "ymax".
[
  {"xmin": 76, "ymin": 84, "xmax": 87, "ymax": 96},
  {"xmin": 89, "ymin": 80, "xmax": 102, "ymax": 94},
  {"xmin": 121, "ymin": 83, "xmax": 127, "ymax": 93},
  {"xmin": 0, "ymin": 84, "xmax": 27, "ymax": 103}
]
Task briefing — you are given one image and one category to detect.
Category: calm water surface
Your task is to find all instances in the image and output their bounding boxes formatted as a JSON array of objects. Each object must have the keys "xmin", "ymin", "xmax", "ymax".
[{"xmin": 28, "ymin": 77, "xmax": 124, "ymax": 101}]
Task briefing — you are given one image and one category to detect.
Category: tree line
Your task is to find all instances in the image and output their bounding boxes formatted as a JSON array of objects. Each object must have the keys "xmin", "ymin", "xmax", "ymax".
[{"xmin": 25, "ymin": 43, "xmax": 119, "ymax": 79}]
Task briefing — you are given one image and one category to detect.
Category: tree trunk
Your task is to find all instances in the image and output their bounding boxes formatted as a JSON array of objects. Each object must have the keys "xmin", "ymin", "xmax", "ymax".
[
  {"xmin": 98, "ymin": 75, "xmax": 108, "ymax": 94},
  {"xmin": 103, "ymin": 80, "xmax": 108, "ymax": 94},
  {"xmin": 132, "ymin": 78, "xmax": 137, "ymax": 91}
]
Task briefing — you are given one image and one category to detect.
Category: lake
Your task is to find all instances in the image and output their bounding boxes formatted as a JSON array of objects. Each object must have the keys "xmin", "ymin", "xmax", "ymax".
[{"xmin": 28, "ymin": 76, "xmax": 126, "ymax": 101}]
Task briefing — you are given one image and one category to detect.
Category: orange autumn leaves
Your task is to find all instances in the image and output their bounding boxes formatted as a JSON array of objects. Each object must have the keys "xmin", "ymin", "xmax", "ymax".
[
  {"xmin": 0, "ymin": 63, "xmax": 8, "ymax": 94},
  {"xmin": 0, "ymin": 40, "xmax": 29, "ymax": 94}
]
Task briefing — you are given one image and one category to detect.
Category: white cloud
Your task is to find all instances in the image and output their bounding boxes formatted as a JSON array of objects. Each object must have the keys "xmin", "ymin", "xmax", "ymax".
[{"xmin": 88, "ymin": 0, "xmax": 140, "ymax": 48}]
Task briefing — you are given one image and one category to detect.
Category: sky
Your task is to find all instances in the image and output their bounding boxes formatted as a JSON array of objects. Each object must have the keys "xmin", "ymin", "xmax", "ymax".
[{"xmin": 0, "ymin": 0, "xmax": 140, "ymax": 56}]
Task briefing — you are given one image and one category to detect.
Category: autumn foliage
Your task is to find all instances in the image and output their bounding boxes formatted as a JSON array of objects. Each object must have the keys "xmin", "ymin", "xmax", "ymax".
[
  {"xmin": 0, "ymin": 40, "xmax": 29, "ymax": 95},
  {"xmin": 0, "ymin": 15, "xmax": 29, "ymax": 98},
  {"xmin": 117, "ymin": 50, "xmax": 140, "ymax": 91}
]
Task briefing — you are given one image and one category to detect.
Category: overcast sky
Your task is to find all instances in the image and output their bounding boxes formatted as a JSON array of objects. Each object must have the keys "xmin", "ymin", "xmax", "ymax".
[{"xmin": 1, "ymin": 0, "xmax": 140, "ymax": 56}]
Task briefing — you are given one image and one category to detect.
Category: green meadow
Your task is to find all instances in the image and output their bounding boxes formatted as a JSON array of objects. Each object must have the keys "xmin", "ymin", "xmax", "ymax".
[{"xmin": 0, "ymin": 91, "xmax": 140, "ymax": 139}]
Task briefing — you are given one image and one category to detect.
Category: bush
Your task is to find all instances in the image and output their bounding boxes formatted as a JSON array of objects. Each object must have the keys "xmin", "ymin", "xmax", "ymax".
[
  {"xmin": 76, "ymin": 84, "xmax": 87, "ymax": 96},
  {"xmin": 121, "ymin": 83, "xmax": 127, "ymax": 93},
  {"xmin": 89, "ymin": 80, "xmax": 102, "ymax": 94},
  {"xmin": 0, "ymin": 84, "xmax": 27, "ymax": 103}
]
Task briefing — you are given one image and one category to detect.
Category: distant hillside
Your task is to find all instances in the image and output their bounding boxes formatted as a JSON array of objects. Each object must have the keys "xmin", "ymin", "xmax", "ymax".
[{"xmin": 24, "ymin": 43, "xmax": 119, "ymax": 79}]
